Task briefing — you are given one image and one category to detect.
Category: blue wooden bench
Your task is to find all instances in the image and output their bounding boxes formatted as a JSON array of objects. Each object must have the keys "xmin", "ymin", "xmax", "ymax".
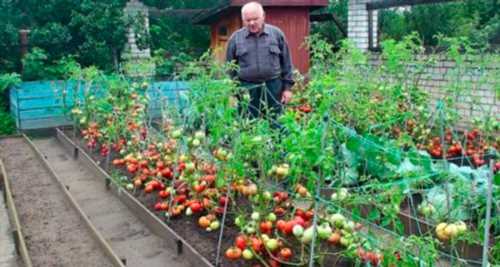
[{"xmin": 9, "ymin": 80, "xmax": 189, "ymax": 130}]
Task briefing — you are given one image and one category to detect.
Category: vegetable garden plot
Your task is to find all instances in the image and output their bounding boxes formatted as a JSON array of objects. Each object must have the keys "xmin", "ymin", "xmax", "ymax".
[{"xmin": 59, "ymin": 37, "xmax": 498, "ymax": 267}]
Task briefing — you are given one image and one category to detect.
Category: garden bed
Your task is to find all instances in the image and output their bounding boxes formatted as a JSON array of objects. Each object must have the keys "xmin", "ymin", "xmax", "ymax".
[{"xmin": 58, "ymin": 128, "xmax": 354, "ymax": 267}]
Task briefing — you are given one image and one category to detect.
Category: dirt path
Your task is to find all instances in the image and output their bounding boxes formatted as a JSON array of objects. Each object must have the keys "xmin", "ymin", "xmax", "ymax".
[
  {"xmin": 0, "ymin": 137, "xmax": 113, "ymax": 267},
  {"xmin": 31, "ymin": 136, "xmax": 189, "ymax": 267}
]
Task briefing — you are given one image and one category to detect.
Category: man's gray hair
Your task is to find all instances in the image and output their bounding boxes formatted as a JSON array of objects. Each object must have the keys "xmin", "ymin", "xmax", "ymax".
[{"xmin": 241, "ymin": 1, "xmax": 265, "ymax": 17}]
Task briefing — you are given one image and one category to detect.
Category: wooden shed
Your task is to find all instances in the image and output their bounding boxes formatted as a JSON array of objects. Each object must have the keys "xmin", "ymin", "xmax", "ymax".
[{"xmin": 193, "ymin": 0, "xmax": 329, "ymax": 74}]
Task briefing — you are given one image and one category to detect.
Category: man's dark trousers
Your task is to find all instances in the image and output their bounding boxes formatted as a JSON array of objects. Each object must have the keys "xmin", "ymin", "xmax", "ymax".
[{"xmin": 240, "ymin": 78, "xmax": 283, "ymax": 123}]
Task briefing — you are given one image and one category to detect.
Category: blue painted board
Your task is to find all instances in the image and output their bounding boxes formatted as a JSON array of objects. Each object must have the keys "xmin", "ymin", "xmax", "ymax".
[
  {"xmin": 20, "ymin": 117, "xmax": 72, "ymax": 130},
  {"xmin": 10, "ymin": 80, "xmax": 190, "ymax": 130},
  {"xmin": 20, "ymin": 108, "xmax": 66, "ymax": 120}
]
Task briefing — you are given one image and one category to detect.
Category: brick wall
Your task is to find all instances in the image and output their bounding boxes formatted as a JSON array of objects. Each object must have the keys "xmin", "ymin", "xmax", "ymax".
[
  {"xmin": 348, "ymin": 0, "xmax": 377, "ymax": 51},
  {"xmin": 368, "ymin": 53, "xmax": 499, "ymax": 128}
]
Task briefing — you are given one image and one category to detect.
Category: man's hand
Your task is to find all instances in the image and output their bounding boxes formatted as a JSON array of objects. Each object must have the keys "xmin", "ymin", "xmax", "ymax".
[{"xmin": 281, "ymin": 89, "xmax": 292, "ymax": 104}]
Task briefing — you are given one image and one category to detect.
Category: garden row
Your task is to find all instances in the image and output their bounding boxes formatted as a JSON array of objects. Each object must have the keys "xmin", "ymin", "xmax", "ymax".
[{"xmin": 65, "ymin": 38, "xmax": 498, "ymax": 266}]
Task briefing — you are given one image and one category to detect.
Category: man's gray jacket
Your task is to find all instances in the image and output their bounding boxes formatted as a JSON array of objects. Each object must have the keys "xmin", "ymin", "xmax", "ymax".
[{"xmin": 226, "ymin": 24, "xmax": 294, "ymax": 89}]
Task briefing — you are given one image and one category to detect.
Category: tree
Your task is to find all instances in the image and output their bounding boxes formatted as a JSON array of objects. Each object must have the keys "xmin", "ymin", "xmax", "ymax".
[
  {"xmin": 311, "ymin": 0, "xmax": 348, "ymax": 48},
  {"xmin": 69, "ymin": 0, "xmax": 129, "ymax": 70},
  {"xmin": 0, "ymin": 0, "xmax": 22, "ymax": 73},
  {"xmin": 379, "ymin": 0, "xmax": 499, "ymax": 47}
]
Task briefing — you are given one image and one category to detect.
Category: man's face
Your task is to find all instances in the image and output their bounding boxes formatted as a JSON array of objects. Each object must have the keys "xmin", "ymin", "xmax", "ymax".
[{"xmin": 242, "ymin": 8, "xmax": 264, "ymax": 34}]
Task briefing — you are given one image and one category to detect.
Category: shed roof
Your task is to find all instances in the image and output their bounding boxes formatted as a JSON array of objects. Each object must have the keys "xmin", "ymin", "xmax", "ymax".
[{"xmin": 193, "ymin": 0, "xmax": 329, "ymax": 24}]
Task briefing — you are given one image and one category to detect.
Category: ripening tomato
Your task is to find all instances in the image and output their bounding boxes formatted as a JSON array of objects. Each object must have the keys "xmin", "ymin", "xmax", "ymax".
[
  {"xmin": 113, "ymin": 159, "xmax": 124, "ymax": 166},
  {"xmin": 251, "ymin": 237, "xmax": 263, "ymax": 252},
  {"xmin": 279, "ymin": 247, "xmax": 293, "ymax": 260},
  {"xmin": 144, "ymin": 184, "xmax": 154, "ymax": 193},
  {"xmin": 328, "ymin": 232, "xmax": 341, "ymax": 245},
  {"xmin": 202, "ymin": 175, "xmax": 216, "ymax": 184},
  {"xmin": 193, "ymin": 184, "xmax": 206, "ymax": 193},
  {"xmin": 274, "ymin": 207, "xmax": 286, "ymax": 216},
  {"xmin": 259, "ymin": 221, "xmax": 273, "ymax": 234},
  {"xmin": 225, "ymin": 247, "xmax": 242, "ymax": 260},
  {"xmin": 198, "ymin": 216, "xmax": 211, "ymax": 228},
  {"xmin": 127, "ymin": 164, "xmax": 138, "ymax": 174}
]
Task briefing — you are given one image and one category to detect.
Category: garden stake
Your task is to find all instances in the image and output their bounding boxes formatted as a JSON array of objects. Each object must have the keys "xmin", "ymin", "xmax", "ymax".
[
  {"xmin": 437, "ymin": 102, "xmax": 451, "ymax": 218},
  {"xmin": 308, "ymin": 116, "xmax": 329, "ymax": 267},
  {"xmin": 214, "ymin": 170, "xmax": 232, "ymax": 267},
  {"xmin": 481, "ymin": 159, "xmax": 493, "ymax": 267},
  {"xmin": 407, "ymin": 190, "xmax": 423, "ymax": 235}
]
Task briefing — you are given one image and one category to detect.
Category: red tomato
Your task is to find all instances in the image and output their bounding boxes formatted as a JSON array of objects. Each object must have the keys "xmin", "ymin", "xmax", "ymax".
[
  {"xmin": 174, "ymin": 194, "xmax": 187, "ymax": 204},
  {"xmin": 276, "ymin": 220, "xmax": 286, "ymax": 233},
  {"xmin": 283, "ymin": 221, "xmax": 294, "ymax": 235},
  {"xmin": 127, "ymin": 164, "xmax": 138, "ymax": 174},
  {"xmin": 268, "ymin": 259, "xmax": 281, "ymax": 267},
  {"xmin": 193, "ymin": 184, "xmax": 206, "ymax": 193},
  {"xmin": 158, "ymin": 190, "xmax": 169, "ymax": 199},
  {"xmin": 235, "ymin": 235, "xmax": 247, "ymax": 250},
  {"xmin": 161, "ymin": 168, "xmax": 173, "ymax": 179},
  {"xmin": 293, "ymin": 216, "xmax": 305, "ymax": 227},
  {"xmin": 190, "ymin": 201, "xmax": 203, "ymax": 213},
  {"xmin": 219, "ymin": 196, "xmax": 228, "ymax": 206}
]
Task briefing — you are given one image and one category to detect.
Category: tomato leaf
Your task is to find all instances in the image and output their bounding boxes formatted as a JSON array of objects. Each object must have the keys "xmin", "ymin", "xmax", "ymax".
[
  {"xmin": 351, "ymin": 207, "xmax": 361, "ymax": 220},
  {"xmin": 367, "ymin": 208, "xmax": 380, "ymax": 222}
]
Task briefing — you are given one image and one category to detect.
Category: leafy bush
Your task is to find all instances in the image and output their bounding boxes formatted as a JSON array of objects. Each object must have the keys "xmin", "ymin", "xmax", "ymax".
[
  {"xmin": 0, "ymin": 73, "xmax": 21, "ymax": 135},
  {"xmin": 21, "ymin": 48, "xmax": 49, "ymax": 81},
  {"xmin": 0, "ymin": 110, "xmax": 16, "ymax": 135}
]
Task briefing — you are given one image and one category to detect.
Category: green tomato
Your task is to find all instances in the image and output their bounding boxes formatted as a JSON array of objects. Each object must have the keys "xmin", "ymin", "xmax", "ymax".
[
  {"xmin": 266, "ymin": 213, "xmax": 277, "ymax": 222},
  {"xmin": 125, "ymin": 183, "xmax": 134, "ymax": 191},
  {"xmin": 301, "ymin": 227, "xmax": 314, "ymax": 244},
  {"xmin": 293, "ymin": 224, "xmax": 304, "ymax": 238},
  {"xmin": 317, "ymin": 223, "xmax": 332, "ymax": 240},
  {"xmin": 329, "ymin": 213, "xmax": 346, "ymax": 228},
  {"xmin": 210, "ymin": 220, "xmax": 220, "ymax": 230},
  {"xmin": 242, "ymin": 249, "xmax": 253, "ymax": 260},
  {"xmin": 262, "ymin": 191, "xmax": 272, "ymax": 201},
  {"xmin": 191, "ymin": 138, "xmax": 201, "ymax": 147},
  {"xmin": 265, "ymin": 239, "xmax": 279, "ymax": 251},
  {"xmin": 194, "ymin": 131, "xmax": 205, "ymax": 139},
  {"xmin": 251, "ymin": 212, "xmax": 260, "ymax": 221}
]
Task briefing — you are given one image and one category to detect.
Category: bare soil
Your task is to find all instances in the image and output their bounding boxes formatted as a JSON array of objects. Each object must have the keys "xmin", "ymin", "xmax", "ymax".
[{"xmin": 0, "ymin": 137, "xmax": 113, "ymax": 267}]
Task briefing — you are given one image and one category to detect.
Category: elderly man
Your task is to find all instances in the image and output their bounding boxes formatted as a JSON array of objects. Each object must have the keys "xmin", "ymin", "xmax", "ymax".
[{"xmin": 226, "ymin": 1, "xmax": 294, "ymax": 121}]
